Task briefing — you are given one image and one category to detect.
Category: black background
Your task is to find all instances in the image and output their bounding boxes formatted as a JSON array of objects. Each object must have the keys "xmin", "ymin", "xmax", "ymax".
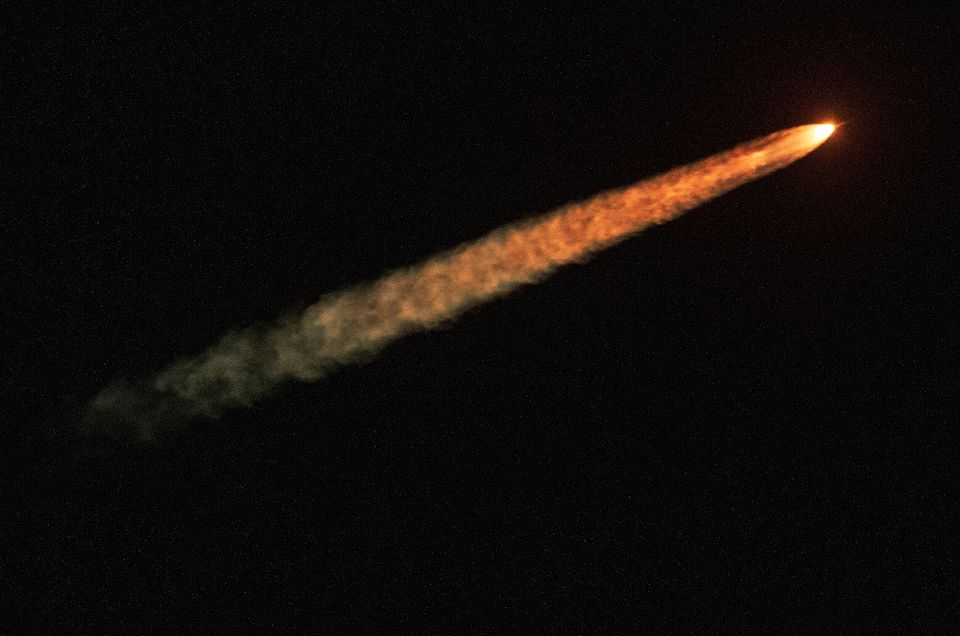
[{"xmin": 4, "ymin": 2, "xmax": 960, "ymax": 631}]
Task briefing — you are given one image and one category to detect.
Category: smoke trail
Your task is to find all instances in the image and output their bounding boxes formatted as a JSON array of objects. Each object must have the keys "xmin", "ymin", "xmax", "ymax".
[{"xmin": 85, "ymin": 124, "xmax": 834, "ymax": 437}]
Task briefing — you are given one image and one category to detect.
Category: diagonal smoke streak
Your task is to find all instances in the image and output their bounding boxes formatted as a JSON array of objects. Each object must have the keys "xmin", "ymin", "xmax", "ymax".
[{"xmin": 85, "ymin": 124, "xmax": 833, "ymax": 437}]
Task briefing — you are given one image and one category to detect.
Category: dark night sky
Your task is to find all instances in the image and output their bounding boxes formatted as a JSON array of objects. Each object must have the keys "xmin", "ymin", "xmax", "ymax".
[{"xmin": 4, "ymin": 2, "xmax": 960, "ymax": 631}]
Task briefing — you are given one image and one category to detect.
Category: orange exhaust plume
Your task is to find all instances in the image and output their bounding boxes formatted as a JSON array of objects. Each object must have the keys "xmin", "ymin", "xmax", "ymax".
[{"xmin": 86, "ymin": 124, "xmax": 833, "ymax": 437}]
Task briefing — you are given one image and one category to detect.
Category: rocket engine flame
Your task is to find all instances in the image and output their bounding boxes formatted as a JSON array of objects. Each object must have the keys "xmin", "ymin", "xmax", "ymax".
[
  {"xmin": 86, "ymin": 123, "xmax": 834, "ymax": 438},
  {"xmin": 811, "ymin": 123, "xmax": 836, "ymax": 143}
]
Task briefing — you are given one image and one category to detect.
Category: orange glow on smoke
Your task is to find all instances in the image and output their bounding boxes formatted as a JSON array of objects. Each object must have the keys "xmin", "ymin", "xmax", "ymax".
[{"xmin": 89, "ymin": 123, "xmax": 836, "ymax": 435}]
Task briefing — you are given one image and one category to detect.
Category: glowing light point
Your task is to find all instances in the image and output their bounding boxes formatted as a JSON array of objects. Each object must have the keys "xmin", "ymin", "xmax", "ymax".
[{"xmin": 811, "ymin": 123, "xmax": 836, "ymax": 143}]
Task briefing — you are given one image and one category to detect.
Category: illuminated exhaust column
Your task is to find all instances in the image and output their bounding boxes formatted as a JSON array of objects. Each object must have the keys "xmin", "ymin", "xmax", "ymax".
[{"xmin": 86, "ymin": 123, "xmax": 835, "ymax": 437}]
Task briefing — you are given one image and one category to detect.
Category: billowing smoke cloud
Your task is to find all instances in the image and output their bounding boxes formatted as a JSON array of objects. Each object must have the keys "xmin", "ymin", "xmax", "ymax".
[{"xmin": 85, "ymin": 124, "xmax": 834, "ymax": 438}]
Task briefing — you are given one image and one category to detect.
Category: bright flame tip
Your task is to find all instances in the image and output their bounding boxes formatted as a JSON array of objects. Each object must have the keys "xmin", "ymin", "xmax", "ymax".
[{"xmin": 811, "ymin": 123, "xmax": 836, "ymax": 143}]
